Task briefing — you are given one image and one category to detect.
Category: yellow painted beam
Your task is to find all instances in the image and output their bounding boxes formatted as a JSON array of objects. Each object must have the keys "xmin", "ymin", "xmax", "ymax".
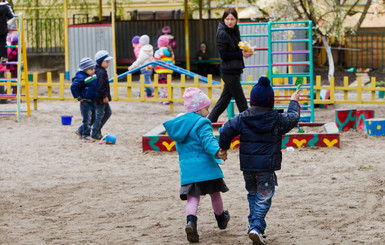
[
  {"xmin": 111, "ymin": 0, "xmax": 117, "ymax": 76},
  {"xmin": 184, "ymin": 0, "xmax": 190, "ymax": 71},
  {"xmin": 64, "ymin": 0, "xmax": 70, "ymax": 80}
]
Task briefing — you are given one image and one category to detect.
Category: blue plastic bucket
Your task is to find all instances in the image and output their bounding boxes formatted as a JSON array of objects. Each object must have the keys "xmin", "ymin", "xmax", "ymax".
[
  {"xmin": 61, "ymin": 115, "xmax": 73, "ymax": 125},
  {"xmin": 105, "ymin": 134, "xmax": 117, "ymax": 144}
]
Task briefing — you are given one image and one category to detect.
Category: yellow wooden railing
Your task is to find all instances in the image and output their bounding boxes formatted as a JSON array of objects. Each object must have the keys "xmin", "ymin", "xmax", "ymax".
[{"xmin": 3, "ymin": 73, "xmax": 385, "ymax": 114}]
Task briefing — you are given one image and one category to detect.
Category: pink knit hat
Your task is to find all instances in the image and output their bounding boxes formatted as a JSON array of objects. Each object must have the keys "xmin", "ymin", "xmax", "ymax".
[
  {"xmin": 157, "ymin": 35, "xmax": 170, "ymax": 48},
  {"xmin": 183, "ymin": 87, "xmax": 211, "ymax": 112}
]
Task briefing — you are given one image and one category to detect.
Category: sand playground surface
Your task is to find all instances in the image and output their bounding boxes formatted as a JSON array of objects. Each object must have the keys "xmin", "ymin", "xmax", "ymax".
[{"xmin": 1, "ymin": 94, "xmax": 385, "ymax": 244}]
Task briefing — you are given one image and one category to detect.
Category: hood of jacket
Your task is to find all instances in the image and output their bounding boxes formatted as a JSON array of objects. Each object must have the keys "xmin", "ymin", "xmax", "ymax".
[
  {"xmin": 73, "ymin": 70, "xmax": 90, "ymax": 82},
  {"xmin": 240, "ymin": 106, "xmax": 279, "ymax": 134},
  {"xmin": 217, "ymin": 22, "xmax": 240, "ymax": 35},
  {"xmin": 141, "ymin": 44, "xmax": 153, "ymax": 53},
  {"xmin": 163, "ymin": 113, "xmax": 203, "ymax": 143}
]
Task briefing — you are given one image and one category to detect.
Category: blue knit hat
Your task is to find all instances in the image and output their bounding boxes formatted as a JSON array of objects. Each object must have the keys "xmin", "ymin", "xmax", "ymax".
[
  {"xmin": 79, "ymin": 57, "xmax": 96, "ymax": 72},
  {"xmin": 250, "ymin": 76, "xmax": 275, "ymax": 107}
]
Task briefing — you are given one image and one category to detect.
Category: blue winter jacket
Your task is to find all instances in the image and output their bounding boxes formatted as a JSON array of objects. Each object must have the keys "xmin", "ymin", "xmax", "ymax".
[
  {"xmin": 163, "ymin": 112, "xmax": 224, "ymax": 185},
  {"xmin": 219, "ymin": 100, "xmax": 300, "ymax": 172},
  {"xmin": 70, "ymin": 71, "xmax": 98, "ymax": 101}
]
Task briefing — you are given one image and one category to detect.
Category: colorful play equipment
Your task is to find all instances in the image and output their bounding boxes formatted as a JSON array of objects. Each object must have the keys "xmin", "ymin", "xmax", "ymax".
[
  {"xmin": 109, "ymin": 60, "xmax": 220, "ymax": 85},
  {"xmin": 355, "ymin": 110, "xmax": 375, "ymax": 131},
  {"xmin": 228, "ymin": 21, "xmax": 314, "ymax": 122},
  {"xmin": 365, "ymin": 118, "xmax": 385, "ymax": 136},
  {"xmin": 0, "ymin": 13, "xmax": 30, "ymax": 121},
  {"xmin": 335, "ymin": 109, "xmax": 377, "ymax": 132},
  {"xmin": 335, "ymin": 109, "xmax": 357, "ymax": 132},
  {"xmin": 142, "ymin": 120, "xmax": 340, "ymax": 152}
]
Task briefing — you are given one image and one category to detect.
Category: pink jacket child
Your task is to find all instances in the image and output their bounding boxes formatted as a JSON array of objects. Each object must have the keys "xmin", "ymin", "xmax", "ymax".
[{"xmin": 132, "ymin": 35, "xmax": 141, "ymax": 59}]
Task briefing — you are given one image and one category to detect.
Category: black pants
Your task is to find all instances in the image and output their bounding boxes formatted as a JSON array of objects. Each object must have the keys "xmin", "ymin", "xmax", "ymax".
[
  {"xmin": 0, "ymin": 34, "xmax": 7, "ymax": 58},
  {"xmin": 208, "ymin": 73, "xmax": 248, "ymax": 122}
]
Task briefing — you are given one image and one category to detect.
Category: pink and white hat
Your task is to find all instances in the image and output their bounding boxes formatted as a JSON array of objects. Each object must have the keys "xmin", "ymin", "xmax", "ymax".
[{"xmin": 183, "ymin": 87, "xmax": 211, "ymax": 112}]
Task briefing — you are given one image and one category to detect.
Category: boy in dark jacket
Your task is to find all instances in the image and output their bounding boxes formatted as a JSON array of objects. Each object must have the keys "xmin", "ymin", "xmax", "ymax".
[
  {"xmin": 219, "ymin": 76, "xmax": 301, "ymax": 245},
  {"xmin": 70, "ymin": 57, "xmax": 98, "ymax": 142},
  {"xmin": 92, "ymin": 50, "xmax": 113, "ymax": 141}
]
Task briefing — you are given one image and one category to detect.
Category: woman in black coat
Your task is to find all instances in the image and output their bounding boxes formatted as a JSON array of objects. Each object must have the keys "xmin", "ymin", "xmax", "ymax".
[{"xmin": 208, "ymin": 8, "xmax": 253, "ymax": 123}]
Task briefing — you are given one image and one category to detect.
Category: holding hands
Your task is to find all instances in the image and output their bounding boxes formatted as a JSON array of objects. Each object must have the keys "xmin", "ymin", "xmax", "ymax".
[{"xmin": 216, "ymin": 148, "xmax": 228, "ymax": 161}]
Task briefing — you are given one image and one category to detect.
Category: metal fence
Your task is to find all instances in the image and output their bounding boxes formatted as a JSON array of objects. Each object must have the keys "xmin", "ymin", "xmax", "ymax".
[
  {"xmin": 22, "ymin": 17, "xmax": 385, "ymax": 70},
  {"xmin": 24, "ymin": 16, "xmax": 90, "ymax": 54}
]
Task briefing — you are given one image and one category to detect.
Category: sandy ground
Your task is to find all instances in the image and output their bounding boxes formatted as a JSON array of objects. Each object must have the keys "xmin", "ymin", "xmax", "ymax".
[{"xmin": 1, "ymin": 89, "xmax": 385, "ymax": 244}]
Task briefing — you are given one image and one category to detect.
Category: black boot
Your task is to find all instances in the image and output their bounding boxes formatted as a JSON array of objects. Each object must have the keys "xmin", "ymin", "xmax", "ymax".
[
  {"xmin": 185, "ymin": 215, "xmax": 199, "ymax": 243},
  {"xmin": 215, "ymin": 210, "xmax": 230, "ymax": 229}
]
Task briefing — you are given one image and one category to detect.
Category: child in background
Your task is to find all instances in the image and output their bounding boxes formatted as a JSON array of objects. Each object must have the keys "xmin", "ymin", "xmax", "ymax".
[
  {"xmin": 163, "ymin": 87, "xmax": 230, "ymax": 243},
  {"xmin": 0, "ymin": 0, "xmax": 14, "ymax": 63},
  {"xmin": 70, "ymin": 57, "xmax": 98, "ymax": 142},
  {"xmin": 218, "ymin": 77, "xmax": 301, "ymax": 245},
  {"xmin": 128, "ymin": 34, "xmax": 154, "ymax": 98},
  {"xmin": 92, "ymin": 50, "xmax": 113, "ymax": 141},
  {"xmin": 131, "ymin": 35, "xmax": 141, "ymax": 59},
  {"xmin": 153, "ymin": 35, "xmax": 174, "ymax": 104},
  {"xmin": 7, "ymin": 35, "xmax": 17, "ymax": 95}
]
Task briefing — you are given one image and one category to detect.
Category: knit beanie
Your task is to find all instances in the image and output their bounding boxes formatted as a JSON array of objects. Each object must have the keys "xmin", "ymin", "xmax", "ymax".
[
  {"xmin": 249, "ymin": 76, "xmax": 275, "ymax": 107},
  {"xmin": 95, "ymin": 50, "xmax": 113, "ymax": 65},
  {"xmin": 79, "ymin": 57, "xmax": 96, "ymax": 72},
  {"xmin": 162, "ymin": 25, "xmax": 171, "ymax": 34},
  {"xmin": 11, "ymin": 35, "xmax": 18, "ymax": 43},
  {"xmin": 157, "ymin": 35, "xmax": 170, "ymax": 48},
  {"xmin": 183, "ymin": 87, "xmax": 211, "ymax": 113},
  {"xmin": 131, "ymin": 35, "xmax": 140, "ymax": 44},
  {"xmin": 139, "ymin": 35, "xmax": 150, "ymax": 45}
]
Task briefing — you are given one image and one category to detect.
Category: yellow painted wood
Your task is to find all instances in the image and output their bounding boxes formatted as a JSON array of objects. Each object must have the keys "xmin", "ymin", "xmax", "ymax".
[
  {"xmin": 59, "ymin": 73, "xmax": 64, "ymax": 100},
  {"xmin": 64, "ymin": 0, "xmax": 69, "ymax": 78},
  {"xmin": 113, "ymin": 74, "xmax": 118, "ymax": 101},
  {"xmin": 371, "ymin": 77, "xmax": 376, "ymax": 101},
  {"xmin": 33, "ymin": 73, "xmax": 38, "ymax": 110},
  {"xmin": 47, "ymin": 72, "xmax": 52, "ymax": 98}
]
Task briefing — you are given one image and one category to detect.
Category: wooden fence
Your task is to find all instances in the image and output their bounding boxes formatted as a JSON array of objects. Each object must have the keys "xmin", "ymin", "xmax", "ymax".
[{"xmin": 1, "ymin": 72, "xmax": 385, "ymax": 116}]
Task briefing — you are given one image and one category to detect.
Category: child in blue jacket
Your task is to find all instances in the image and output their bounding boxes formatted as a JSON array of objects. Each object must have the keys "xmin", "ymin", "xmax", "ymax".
[
  {"xmin": 70, "ymin": 57, "xmax": 98, "ymax": 142},
  {"xmin": 219, "ymin": 77, "xmax": 301, "ymax": 245},
  {"xmin": 163, "ymin": 87, "xmax": 229, "ymax": 243}
]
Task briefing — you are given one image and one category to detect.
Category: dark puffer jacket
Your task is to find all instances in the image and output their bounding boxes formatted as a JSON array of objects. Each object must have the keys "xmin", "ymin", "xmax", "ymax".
[
  {"xmin": 95, "ymin": 64, "xmax": 111, "ymax": 104},
  {"xmin": 219, "ymin": 100, "xmax": 300, "ymax": 172},
  {"xmin": 70, "ymin": 71, "xmax": 98, "ymax": 101},
  {"xmin": 0, "ymin": 3, "xmax": 13, "ymax": 35},
  {"xmin": 216, "ymin": 22, "xmax": 244, "ymax": 74}
]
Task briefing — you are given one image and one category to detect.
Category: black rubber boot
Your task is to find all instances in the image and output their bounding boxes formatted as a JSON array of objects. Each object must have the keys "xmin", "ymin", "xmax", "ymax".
[
  {"xmin": 215, "ymin": 210, "xmax": 230, "ymax": 229},
  {"xmin": 185, "ymin": 215, "xmax": 199, "ymax": 243}
]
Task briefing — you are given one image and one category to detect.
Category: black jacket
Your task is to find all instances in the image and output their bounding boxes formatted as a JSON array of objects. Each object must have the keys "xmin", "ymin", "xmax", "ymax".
[
  {"xmin": 0, "ymin": 2, "xmax": 13, "ymax": 35},
  {"xmin": 216, "ymin": 22, "xmax": 244, "ymax": 74},
  {"xmin": 219, "ymin": 100, "xmax": 301, "ymax": 172},
  {"xmin": 95, "ymin": 65, "xmax": 111, "ymax": 104}
]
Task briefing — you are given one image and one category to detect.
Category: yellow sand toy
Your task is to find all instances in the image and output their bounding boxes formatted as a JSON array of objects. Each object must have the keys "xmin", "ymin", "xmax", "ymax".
[{"xmin": 238, "ymin": 41, "xmax": 256, "ymax": 54}]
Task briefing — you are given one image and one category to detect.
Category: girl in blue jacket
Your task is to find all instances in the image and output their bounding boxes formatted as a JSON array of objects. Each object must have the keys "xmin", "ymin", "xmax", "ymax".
[{"xmin": 163, "ymin": 87, "xmax": 229, "ymax": 243}]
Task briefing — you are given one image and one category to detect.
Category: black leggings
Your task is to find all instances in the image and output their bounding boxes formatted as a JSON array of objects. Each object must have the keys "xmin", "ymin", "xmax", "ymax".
[
  {"xmin": 208, "ymin": 73, "xmax": 248, "ymax": 122},
  {"xmin": 0, "ymin": 34, "xmax": 7, "ymax": 58}
]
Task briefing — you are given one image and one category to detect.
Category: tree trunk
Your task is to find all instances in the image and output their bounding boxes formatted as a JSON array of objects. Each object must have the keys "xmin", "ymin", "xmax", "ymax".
[{"xmin": 322, "ymin": 36, "xmax": 334, "ymax": 81}]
